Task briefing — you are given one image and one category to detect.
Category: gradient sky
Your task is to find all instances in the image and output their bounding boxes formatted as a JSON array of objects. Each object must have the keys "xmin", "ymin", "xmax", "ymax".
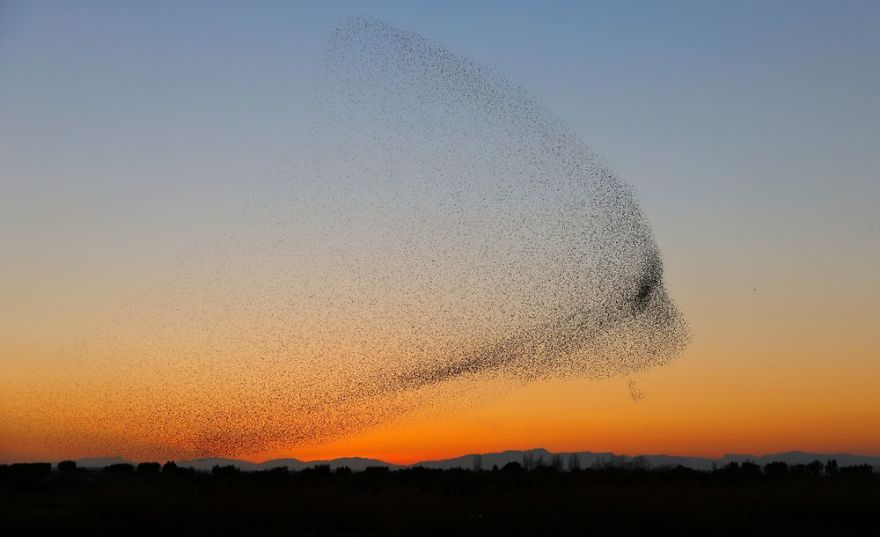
[{"xmin": 1, "ymin": 0, "xmax": 879, "ymax": 463}]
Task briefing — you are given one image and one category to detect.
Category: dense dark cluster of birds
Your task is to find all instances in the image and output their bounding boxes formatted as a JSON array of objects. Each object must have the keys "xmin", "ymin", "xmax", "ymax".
[{"xmin": 51, "ymin": 17, "xmax": 687, "ymax": 458}]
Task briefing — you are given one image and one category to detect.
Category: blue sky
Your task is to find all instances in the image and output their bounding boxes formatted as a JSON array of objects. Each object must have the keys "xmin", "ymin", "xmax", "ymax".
[{"xmin": 2, "ymin": 0, "xmax": 878, "ymax": 379}]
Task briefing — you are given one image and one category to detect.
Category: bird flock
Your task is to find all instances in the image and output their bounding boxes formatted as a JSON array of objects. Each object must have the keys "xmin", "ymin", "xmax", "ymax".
[{"xmin": 48, "ymin": 17, "xmax": 688, "ymax": 459}]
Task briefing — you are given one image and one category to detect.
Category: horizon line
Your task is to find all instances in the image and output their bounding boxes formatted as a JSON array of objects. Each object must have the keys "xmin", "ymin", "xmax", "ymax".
[{"xmin": 7, "ymin": 447, "xmax": 880, "ymax": 466}]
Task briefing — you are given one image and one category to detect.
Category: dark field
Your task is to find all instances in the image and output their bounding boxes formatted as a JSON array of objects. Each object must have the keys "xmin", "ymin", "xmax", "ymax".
[{"xmin": 1, "ymin": 461, "xmax": 877, "ymax": 535}]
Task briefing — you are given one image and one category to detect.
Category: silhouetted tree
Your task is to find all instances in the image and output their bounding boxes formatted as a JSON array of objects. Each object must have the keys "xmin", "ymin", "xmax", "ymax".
[
  {"xmin": 714, "ymin": 461, "xmax": 741, "ymax": 480},
  {"xmin": 1, "ymin": 457, "xmax": 878, "ymax": 534},
  {"xmin": 10, "ymin": 463, "xmax": 52, "ymax": 476},
  {"xmin": 137, "ymin": 462, "xmax": 160, "ymax": 473},
  {"xmin": 790, "ymin": 464, "xmax": 809, "ymax": 478},
  {"xmin": 310, "ymin": 464, "xmax": 331, "ymax": 476},
  {"xmin": 103, "ymin": 463, "xmax": 134, "ymax": 474},
  {"xmin": 501, "ymin": 461, "xmax": 522, "ymax": 473},
  {"xmin": 805, "ymin": 460, "xmax": 823, "ymax": 477},
  {"xmin": 826, "ymin": 459, "xmax": 838, "ymax": 476},
  {"xmin": 764, "ymin": 461, "xmax": 789, "ymax": 479},
  {"xmin": 364, "ymin": 466, "xmax": 389, "ymax": 475},
  {"xmin": 258, "ymin": 466, "xmax": 289, "ymax": 481},
  {"xmin": 266, "ymin": 466, "xmax": 290, "ymax": 476},
  {"xmin": 57, "ymin": 460, "xmax": 77, "ymax": 473},
  {"xmin": 567, "ymin": 453, "xmax": 580, "ymax": 472},
  {"xmin": 839, "ymin": 464, "xmax": 873, "ymax": 476},
  {"xmin": 740, "ymin": 461, "xmax": 761, "ymax": 478},
  {"xmin": 212, "ymin": 465, "xmax": 239, "ymax": 476},
  {"xmin": 670, "ymin": 464, "xmax": 700, "ymax": 479},
  {"xmin": 162, "ymin": 461, "xmax": 178, "ymax": 473}
]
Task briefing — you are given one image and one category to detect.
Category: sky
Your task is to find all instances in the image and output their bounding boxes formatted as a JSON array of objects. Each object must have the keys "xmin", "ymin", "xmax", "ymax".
[{"xmin": 1, "ymin": 0, "xmax": 878, "ymax": 463}]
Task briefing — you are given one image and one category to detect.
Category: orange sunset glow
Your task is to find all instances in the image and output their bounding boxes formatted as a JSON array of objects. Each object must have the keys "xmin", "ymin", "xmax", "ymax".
[{"xmin": 2, "ymin": 2, "xmax": 878, "ymax": 470}]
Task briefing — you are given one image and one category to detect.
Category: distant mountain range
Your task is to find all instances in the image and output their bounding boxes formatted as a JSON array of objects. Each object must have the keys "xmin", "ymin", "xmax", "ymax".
[{"xmin": 74, "ymin": 448, "xmax": 880, "ymax": 472}]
